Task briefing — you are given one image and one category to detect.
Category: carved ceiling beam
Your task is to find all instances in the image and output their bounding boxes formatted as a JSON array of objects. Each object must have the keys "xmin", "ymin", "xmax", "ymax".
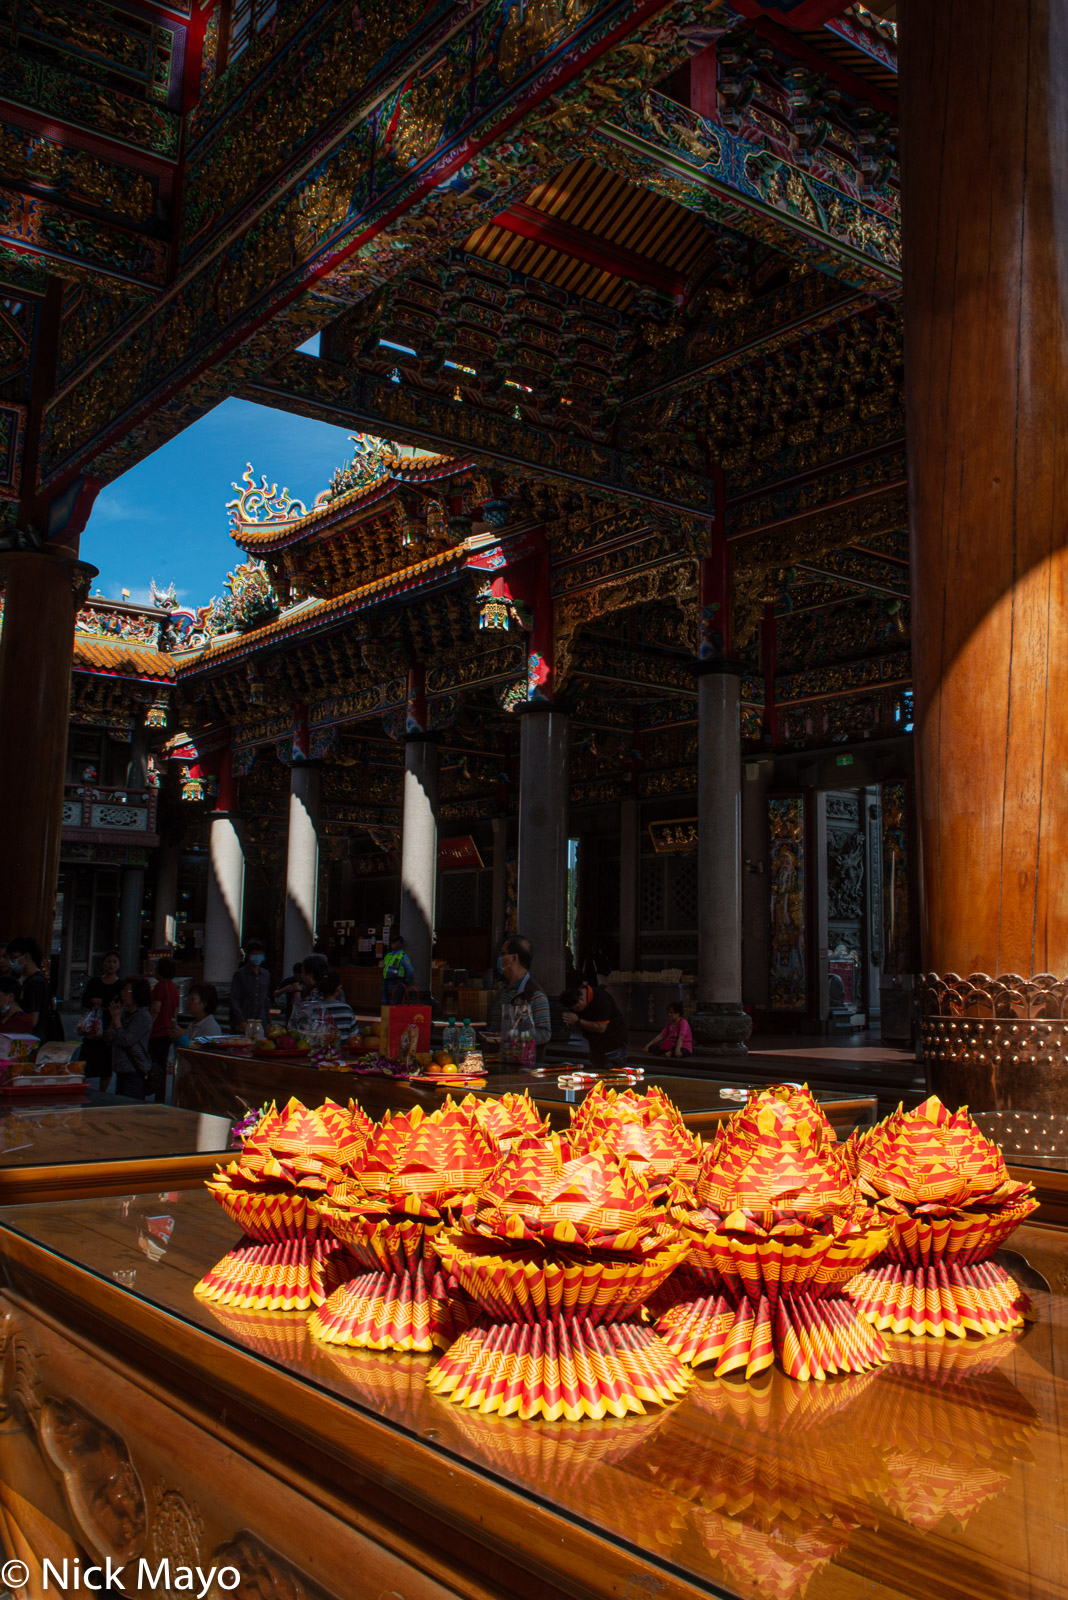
[
  {"xmin": 37, "ymin": 0, "xmax": 704, "ymax": 497},
  {"xmin": 241, "ymin": 353, "xmax": 717, "ymax": 519},
  {"xmin": 592, "ymin": 93, "xmax": 900, "ymax": 294},
  {"xmin": 619, "ymin": 283, "xmax": 868, "ymax": 407},
  {"xmin": 731, "ymin": 479, "xmax": 907, "ymax": 648},
  {"xmin": 488, "ymin": 201, "xmax": 688, "ymax": 297}
]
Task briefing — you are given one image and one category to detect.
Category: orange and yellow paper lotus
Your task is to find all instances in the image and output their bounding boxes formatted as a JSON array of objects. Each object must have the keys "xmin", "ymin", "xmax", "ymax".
[
  {"xmin": 309, "ymin": 1099, "xmax": 498, "ymax": 1353},
  {"xmin": 846, "ymin": 1096, "xmax": 1038, "ymax": 1338},
  {"xmin": 569, "ymin": 1083, "xmax": 702, "ymax": 1195},
  {"xmin": 195, "ymin": 1098, "xmax": 371, "ymax": 1312},
  {"xmin": 654, "ymin": 1085, "xmax": 890, "ymax": 1383},
  {"xmin": 465, "ymin": 1091, "xmax": 549, "ymax": 1151},
  {"xmin": 427, "ymin": 1134, "xmax": 692, "ymax": 1421}
]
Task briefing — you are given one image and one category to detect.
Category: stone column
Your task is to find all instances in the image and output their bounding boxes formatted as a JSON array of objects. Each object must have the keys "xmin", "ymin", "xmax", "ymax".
[
  {"xmin": 401, "ymin": 736, "xmax": 439, "ymax": 994},
  {"xmin": 153, "ymin": 843, "xmax": 179, "ymax": 948},
  {"xmin": 0, "ymin": 549, "xmax": 96, "ymax": 952},
  {"xmin": 901, "ymin": 0, "xmax": 1068, "ymax": 1108},
  {"xmin": 490, "ymin": 815, "xmax": 509, "ymax": 954},
  {"xmin": 283, "ymin": 762, "xmax": 320, "ymax": 976},
  {"xmin": 692, "ymin": 536, "xmax": 752, "ymax": 1055},
  {"xmin": 118, "ymin": 864, "xmax": 145, "ymax": 976},
  {"xmin": 204, "ymin": 747, "xmax": 245, "ymax": 984},
  {"xmin": 517, "ymin": 707, "xmax": 570, "ymax": 997},
  {"xmin": 619, "ymin": 796, "xmax": 640, "ymax": 972}
]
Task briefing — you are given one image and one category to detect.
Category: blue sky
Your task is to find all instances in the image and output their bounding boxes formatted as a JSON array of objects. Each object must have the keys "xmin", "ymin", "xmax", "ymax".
[{"xmin": 82, "ymin": 384, "xmax": 355, "ymax": 611}]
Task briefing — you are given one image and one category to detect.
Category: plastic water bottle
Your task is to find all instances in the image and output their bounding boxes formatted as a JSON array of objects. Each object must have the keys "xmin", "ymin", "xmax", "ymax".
[
  {"xmin": 442, "ymin": 1016, "xmax": 459, "ymax": 1061},
  {"xmin": 513, "ymin": 1000, "xmax": 537, "ymax": 1070},
  {"xmin": 459, "ymin": 1017, "xmax": 475, "ymax": 1055}
]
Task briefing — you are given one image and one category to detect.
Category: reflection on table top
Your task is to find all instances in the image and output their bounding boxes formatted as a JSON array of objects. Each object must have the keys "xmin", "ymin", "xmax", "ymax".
[
  {"xmin": 0, "ymin": 1100, "xmax": 232, "ymax": 1167},
  {"xmin": 1, "ymin": 1188, "xmax": 1066, "ymax": 1600}
]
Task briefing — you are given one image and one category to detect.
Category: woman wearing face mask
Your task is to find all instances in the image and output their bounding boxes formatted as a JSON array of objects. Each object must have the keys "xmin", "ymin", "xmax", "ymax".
[
  {"xmin": 78, "ymin": 949, "xmax": 123, "ymax": 1087},
  {"xmin": 228, "ymin": 940, "xmax": 272, "ymax": 1034}
]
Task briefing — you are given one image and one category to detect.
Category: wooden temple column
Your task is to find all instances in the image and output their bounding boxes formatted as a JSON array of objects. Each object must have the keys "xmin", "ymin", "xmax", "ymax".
[
  {"xmin": 400, "ymin": 663, "xmax": 439, "ymax": 996},
  {"xmin": 901, "ymin": 0, "xmax": 1068, "ymax": 1108},
  {"xmin": 0, "ymin": 548, "xmax": 96, "ymax": 953},
  {"xmin": 283, "ymin": 709, "xmax": 321, "ymax": 975},
  {"xmin": 515, "ymin": 546, "xmax": 569, "ymax": 998},
  {"xmin": 203, "ymin": 744, "xmax": 246, "ymax": 986},
  {"xmin": 691, "ymin": 521, "xmax": 752, "ymax": 1055}
]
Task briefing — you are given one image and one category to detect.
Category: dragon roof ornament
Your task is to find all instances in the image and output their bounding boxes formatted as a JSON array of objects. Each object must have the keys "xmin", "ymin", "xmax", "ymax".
[{"xmin": 227, "ymin": 465, "xmax": 309, "ymax": 528}]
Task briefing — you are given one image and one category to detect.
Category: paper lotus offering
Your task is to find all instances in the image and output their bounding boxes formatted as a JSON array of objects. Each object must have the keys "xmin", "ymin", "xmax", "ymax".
[
  {"xmin": 847, "ymin": 1096, "xmax": 1038, "ymax": 1338},
  {"xmin": 655, "ymin": 1085, "xmax": 890, "ymax": 1382},
  {"xmin": 309, "ymin": 1099, "xmax": 497, "ymax": 1354},
  {"xmin": 195, "ymin": 1099, "xmax": 371, "ymax": 1312},
  {"xmin": 569, "ymin": 1083, "xmax": 701, "ymax": 1194},
  {"xmin": 427, "ymin": 1135, "xmax": 692, "ymax": 1421},
  {"xmin": 465, "ymin": 1091, "xmax": 549, "ymax": 1150}
]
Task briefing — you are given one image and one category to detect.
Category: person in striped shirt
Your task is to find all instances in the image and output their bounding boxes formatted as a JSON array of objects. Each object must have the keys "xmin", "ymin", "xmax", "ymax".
[{"xmin": 317, "ymin": 969, "xmax": 355, "ymax": 1044}]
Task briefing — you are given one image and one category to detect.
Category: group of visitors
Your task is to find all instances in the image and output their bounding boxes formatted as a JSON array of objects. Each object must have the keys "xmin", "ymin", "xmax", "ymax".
[{"xmin": 0, "ymin": 923, "xmax": 692, "ymax": 1096}]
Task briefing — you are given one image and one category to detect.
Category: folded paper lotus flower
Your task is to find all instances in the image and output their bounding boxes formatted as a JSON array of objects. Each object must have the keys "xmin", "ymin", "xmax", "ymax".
[
  {"xmin": 309, "ymin": 1097, "xmax": 498, "ymax": 1354},
  {"xmin": 654, "ymin": 1085, "xmax": 890, "ymax": 1383},
  {"xmin": 464, "ymin": 1091, "xmax": 549, "ymax": 1150},
  {"xmin": 569, "ymin": 1084, "xmax": 702, "ymax": 1194},
  {"xmin": 846, "ymin": 1096, "xmax": 1038, "ymax": 1339},
  {"xmin": 427, "ymin": 1134, "xmax": 692, "ymax": 1421},
  {"xmin": 195, "ymin": 1098, "xmax": 372, "ymax": 1313}
]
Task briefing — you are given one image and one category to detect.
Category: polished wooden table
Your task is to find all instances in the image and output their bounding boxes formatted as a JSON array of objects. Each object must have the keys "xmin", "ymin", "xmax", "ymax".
[
  {"xmin": 0, "ymin": 1190, "xmax": 1065, "ymax": 1600},
  {"xmin": 176, "ymin": 1049, "xmax": 877, "ymax": 1138},
  {"xmin": 0, "ymin": 1096, "xmax": 232, "ymax": 1203}
]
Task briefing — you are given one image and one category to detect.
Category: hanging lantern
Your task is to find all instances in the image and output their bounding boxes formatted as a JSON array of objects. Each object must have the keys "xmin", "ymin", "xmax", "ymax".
[
  {"xmin": 478, "ymin": 581, "xmax": 511, "ymax": 632},
  {"xmin": 180, "ymin": 767, "xmax": 206, "ymax": 803}
]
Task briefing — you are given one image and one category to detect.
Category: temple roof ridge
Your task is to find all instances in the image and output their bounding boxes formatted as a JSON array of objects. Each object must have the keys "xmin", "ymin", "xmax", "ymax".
[{"xmin": 226, "ymin": 436, "xmax": 469, "ymax": 553}]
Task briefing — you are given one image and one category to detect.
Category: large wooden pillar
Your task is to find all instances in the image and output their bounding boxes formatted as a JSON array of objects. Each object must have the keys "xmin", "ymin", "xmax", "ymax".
[
  {"xmin": 902, "ymin": 0, "xmax": 1068, "ymax": 1106},
  {"xmin": 0, "ymin": 551, "xmax": 95, "ymax": 952}
]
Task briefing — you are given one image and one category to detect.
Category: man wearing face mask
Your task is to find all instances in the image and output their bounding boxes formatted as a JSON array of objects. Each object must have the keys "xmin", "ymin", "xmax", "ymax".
[
  {"xmin": 228, "ymin": 940, "xmax": 272, "ymax": 1034},
  {"xmin": 486, "ymin": 934, "xmax": 553, "ymax": 1054}
]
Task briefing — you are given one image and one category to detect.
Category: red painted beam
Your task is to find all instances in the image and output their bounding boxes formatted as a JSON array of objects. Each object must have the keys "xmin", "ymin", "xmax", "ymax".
[
  {"xmin": 489, "ymin": 201, "xmax": 688, "ymax": 299},
  {"xmin": 734, "ymin": 0, "xmax": 855, "ymax": 26}
]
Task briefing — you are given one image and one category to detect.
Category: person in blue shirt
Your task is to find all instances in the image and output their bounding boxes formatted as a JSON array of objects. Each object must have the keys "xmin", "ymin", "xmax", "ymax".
[{"xmin": 381, "ymin": 932, "xmax": 415, "ymax": 1002}]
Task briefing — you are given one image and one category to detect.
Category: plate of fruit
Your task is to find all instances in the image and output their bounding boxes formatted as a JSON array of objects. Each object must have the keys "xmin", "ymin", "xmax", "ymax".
[{"xmin": 253, "ymin": 1025, "xmax": 312, "ymax": 1059}]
